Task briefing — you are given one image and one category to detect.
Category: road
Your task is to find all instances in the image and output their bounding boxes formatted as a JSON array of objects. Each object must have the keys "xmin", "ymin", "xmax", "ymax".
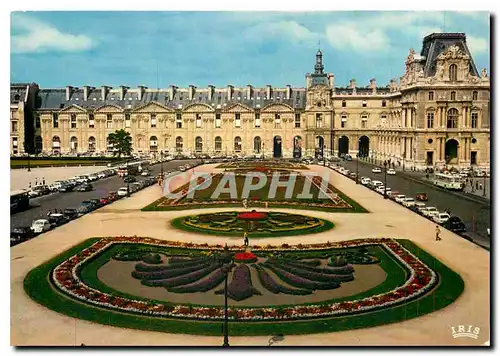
[
  {"xmin": 11, "ymin": 160, "xmax": 198, "ymax": 230},
  {"xmin": 336, "ymin": 160, "xmax": 491, "ymax": 239}
]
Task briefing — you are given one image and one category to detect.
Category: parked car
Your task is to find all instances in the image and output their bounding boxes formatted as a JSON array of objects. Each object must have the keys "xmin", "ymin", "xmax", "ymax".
[
  {"xmin": 402, "ymin": 198, "xmax": 416, "ymax": 208},
  {"xmin": 349, "ymin": 172, "xmax": 357, "ymax": 179},
  {"xmin": 411, "ymin": 202, "xmax": 427, "ymax": 214},
  {"xmin": 433, "ymin": 212, "xmax": 451, "ymax": 224},
  {"xmin": 422, "ymin": 206, "xmax": 439, "ymax": 218},
  {"xmin": 387, "ymin": 190, "xmax": 400, "ymax": 199},
  {"xmin": 442, "ymin": 216, "xmax": 467, "ymax": 233},
  {"xmin": 76, "ymin": 183, "xmax": 93, "ymax": 192},
  {"xmin": 394, "ymin": 195, "xmax": 407, "ymax": 203},
  {"xmin": 58, "ymin": 184, "xmax": 75, "ymax": 193},
  {"xmin": 415, "ymin": 192, "xmax": 428, "ymax": 201},
  {"xmin": 48, "ymin": 214, "xmax": 67, "ymax": 228},
  {"xmin": 344, "ymin": 154, "xmax": 352, "ymax": 161},
  {"xmin": 141, "ymin": 170, "xmax": 151, "ymax": 176},
  {"xmin": 387, "ymin": 168, "xmax": 396, "ymax": 175},
  {"xmin": 30, "ymin": 219, "xmax": 52, "ymax": 233},
  {"xmin": 63, "ymin": 208, "xmax": 80, "ymax": 220},
  {"xmin": 117, "ymin": 187, "xmax": 129, "ymax": 196},
  {"xmin": 124, "ymin": 176, "xmax": 137, "ymax": 183},
  {"xmin": 107, "ymin": 191, "xmax": 118, "ymax": 201},
  {"xmin": 376, "ymin": 186, "xmax": 391, "ymax": 195},
  {"xmin": 372, "ymin": 167, "xmax": 382, "ymax": 173},
  {"xmin": 370, "ymin": 180, "xmax": 384, "ymax": 189},
  {"xmin": 97, "ymin": 172, "xmax": 107, "ymax": 179},
  {"xmin": 11, "ymin": 227, "xmax": 35, "ymax": 246},
  {"xmin": 360, "ymin": 177, "xmax": 371, "ymax": 185}
]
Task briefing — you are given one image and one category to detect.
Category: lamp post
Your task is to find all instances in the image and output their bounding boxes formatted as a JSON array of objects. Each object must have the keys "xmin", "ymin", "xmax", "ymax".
[
  {"xmin": 27, "ymin": 152, "xmax": 31, "ymax": 172},
  {"xmin": 160, "ymin": 151, "xmax": 164, "ymax": 180},
  {"xmin": 483, "ymin": 174, "xmax": 487, "ymax": 197},
  {"xmin": 218, "ymin": 244, "xmax": 234, "ymax": 347},
  {"xmin": 356, "ymin": 153, "xmax": 359, "ymax": 184},
  {"xmin": 383, "ymin": 160, "xmax": 388, "ymax": 199},
  {"xmin": 126, "ymin": 158, "xmax": 130, "ymax": 197}
]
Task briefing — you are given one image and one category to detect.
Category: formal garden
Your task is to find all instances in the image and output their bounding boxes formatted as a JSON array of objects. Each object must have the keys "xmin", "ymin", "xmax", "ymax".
[{"xmin": 24, "ymin": 236, "xmax": 464, "ymax": 336}]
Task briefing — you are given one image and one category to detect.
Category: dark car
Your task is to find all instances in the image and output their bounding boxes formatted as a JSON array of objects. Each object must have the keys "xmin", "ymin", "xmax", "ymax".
[
  {"xmin": 415, "ymin": 192, "xmax": 428, "ymax": 201},
  {"xmin": 124, "ymin": 176, "xmax": 137, "ymax": 183},
  {"xmin": 58, "ymin": 184, "xmax": 75, "ymax": 193},
  {"xmin": 80, "ymin": 200, "xmax": 96, "ymax": 211},
  {"xmin": 11, "ymin": 227, "xmax": 35, "ymax": 246},
  {"xmin": 63, "ymin": 208, "xmax": 79, "ymax": 220},
  {"xmin": 442, "ymin": 216, "xmax": 467, "ymax": 233},
  {"xmin": 48, "ymin": 214, "xmax": 67, "ymax": 228},
  {"xmin": 76, "ymin": 183, "xmax": 93, "ymax": 192}
]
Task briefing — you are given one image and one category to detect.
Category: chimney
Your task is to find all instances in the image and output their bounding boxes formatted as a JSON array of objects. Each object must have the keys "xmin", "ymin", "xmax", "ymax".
[
  {"xmin": 390, "ymin": 79, "xmax": 397, "ymax": 92},
  {"xmin": 189, "ymin": 85, "xmax": 196, "ymax": 100},
  {"xmin": 208, "ymin": 85, "xmax": 215, "ymax": 100},
  {"xmin": 137, "ymin": 85, "xmax": 147, "ymax": 101},
  {"xmin": 101, "ymin": 86, "xmax": 110, "ymax": 101},
  {"xmin": 66, "ymin": 86, "xmax": 73, "ymax": 101},
  {"xmin": 227, "ymin": 85, "xmax": 233, "ymax": 100},
  {"xmin": 266, "ymin": 85, "xmax": 272, "ymax": 99},
  {"xmin": 285, "ymin": 85, "xmax": 291, "ymax": 100},
  {"xmin": 119, "ymin": 86, "xmax": 129, "ymax": 101},
  {"xmin": 83, "ymin": 86, "xmax": 90, "ymax": 101},
  {"xmin": 246, "ymin": 85, "xmax": 253, "ymax": 99},
  {"xmin": 328, "ymin": 73, "xmax": 335, "ymax": 88},
  {"xmin": 370, "ymin": 78, "xmax": 377, "ymax": 94},
  {"xmin": 168, "ymin": 85, "xmax": 177, "ymax": 100},
  {"xmin": 349, "ymin": 79, "xmax": 356, "ymax": 89}
]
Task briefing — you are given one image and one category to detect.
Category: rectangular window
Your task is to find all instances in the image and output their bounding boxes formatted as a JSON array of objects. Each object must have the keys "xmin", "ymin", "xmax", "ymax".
[
  {"xmin": 274, "ymin": 114, "xmax": 281, "ymax": 129},
  {"xmin": 427, "ymin": 112, "xmax": 434, "ymax": 128},
  {"xmin": 341, "ymin": 121, "xmax": 346, "ymax": 128},
  {"xmin": 13, "ymin": 137, "xmax": 18, "ymax": 148},
  {"xmin": 125, "ymin": 114, "xmax": 130, "ymax": 128},
  {"xmin": 255, "ymin": 114, "xmax": 260, "ymax": 128},
  {"xmin": 342, "ymin": 100, "xmax": 346, "ymax": 107},
  {"xmin": 235, "ymin": 113, "xmax": 241, "ymax": 128},
  {"xmin": 361, "ymin": 120, "xmax": 367, "ymax": 128},
  {"xmin": 472, "ymin": 91, "xmax": 478, "ymax": 100},
  {"xmin": 35, "ymin": 115, "xmax": 40, "ymax": 129},
  {"xmin": 316, "ymin": 113, "xmax": 323, "ymax": 128},
  {"xmin": 428, "ymin": 91, "xmax": 434, "ymax": 101},
  {"xmin": 106, "ymin": 114, "xmax": 113, "ymax": 129},
  {"xmin": 71, "ymin": 114, "xmax": 77, "ymax": 129},
  {"xmin": 295, "ymin": 113, "xmax": 301, "ymax": 128},
  {"xmin": 196, "ymin": 114, "xmax": 202, "ymax": 128},
  {"xmin": 382, "ymin": 100, "xmax": 386, "ymax": 107},
  {"xmin": 89, "ymin": 114, "xmax": 95, "ymax": 128},
  {"xmin": 151, "ymin": 114, "xmax": 157, "ymax": 128},
  {"xmin": 53, "ymin": 113, "xmax": 59, "ymax": 128},
  {"xmin": 361, "ymin": 115, "xmax": 368, "ymax": 128},
  {"xmin": 215, "ymin": 113, "xmax": 221, "ymax": 128},
  {"xmin": 11, "ymin": 121, "xmax": 18, "ymax": 132},
  {"xmin": 176, "ymin": 113, "xmax": 182, "ymax": 129},
  {"xmin": 471, "ymin": 112, "xmax": 478, "ymax": 128},
  {"xmin": 362, "ymin": 101, "xmax": 367, "ymax": 108}
]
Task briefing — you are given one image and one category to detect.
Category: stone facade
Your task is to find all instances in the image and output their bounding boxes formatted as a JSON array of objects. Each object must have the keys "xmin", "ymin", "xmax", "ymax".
[{"xmin": 11, "ymin": 33, "xmax": 490, "ymax": 169}]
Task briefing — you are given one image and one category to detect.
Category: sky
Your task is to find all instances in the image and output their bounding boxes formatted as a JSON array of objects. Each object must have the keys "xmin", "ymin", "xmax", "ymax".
[{"xmin": 10, "ymin": 11, "xmax": 490, "ymax": 89}]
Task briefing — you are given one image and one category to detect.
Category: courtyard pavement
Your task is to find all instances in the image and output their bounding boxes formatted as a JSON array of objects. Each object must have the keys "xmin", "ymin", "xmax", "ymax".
[{"xmin": 10, "ymin": 165, "xmax": 490, "ymax": 346}]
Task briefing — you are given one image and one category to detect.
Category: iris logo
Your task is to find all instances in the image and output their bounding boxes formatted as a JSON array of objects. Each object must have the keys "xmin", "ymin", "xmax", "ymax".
[{"xmin": 451, "ymin": 325, "xmax": 481, "ymax": 339}]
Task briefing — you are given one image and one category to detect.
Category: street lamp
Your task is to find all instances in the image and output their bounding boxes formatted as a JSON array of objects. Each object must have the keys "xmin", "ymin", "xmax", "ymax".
[
  {"xmin": 383, "ymin": 160, "xmax": 388, "ymax": 199},
  {"xmin": 160, "ymin": 150, "xmax": 164, "ymax": 179},
  {"xmin": 483, "ymin": 173, "xmax": 487, "ymax": 197},
  {"xmin": 218, "ymin": 244, "xmax": 235, "ymax": 347},
  {"xmin": 27, "ymin": 152, "xmax": 31, "ymax": 172},
  {"xmin": 126, "ymin": 158, "xmax": 130, "ymax": 197},
  {"xmin": 356, "ymin": 153, "xmax": 359, "ymax": 184}
]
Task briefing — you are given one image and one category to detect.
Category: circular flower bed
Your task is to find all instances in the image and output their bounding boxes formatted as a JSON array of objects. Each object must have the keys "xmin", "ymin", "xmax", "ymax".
[{"xmin": 234, "ymin": 251, "xmax": 258, "ymax": 263}]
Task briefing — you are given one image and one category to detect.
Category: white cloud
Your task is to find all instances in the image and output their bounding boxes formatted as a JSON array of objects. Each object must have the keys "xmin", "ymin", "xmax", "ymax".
[
  {"xmin": 11, "ymin": 13, "xmax": 94, "ymax": 53},
  {"xmin": 467, "ymin": 35, "xmax": 489, "ymax": 55},
  {"xmin": 325, "ymin": 24, "xmax": 389, "ymax": 52},
  {"xmin": 245, "ymin": 21, "xmax": 320, "ymax": 43}
]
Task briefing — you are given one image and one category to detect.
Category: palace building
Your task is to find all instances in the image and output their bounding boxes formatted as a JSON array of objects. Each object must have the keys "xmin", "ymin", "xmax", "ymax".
[{"xmin": 10, "ymin": 32, "xmax": 490, "ymax": 169}]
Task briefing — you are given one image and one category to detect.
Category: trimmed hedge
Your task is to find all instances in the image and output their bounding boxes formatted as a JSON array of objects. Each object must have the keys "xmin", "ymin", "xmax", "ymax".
[
  {"xmin": 254, "ymin": 264, "xmax": 311, "ymax": 296},
  {"xmin": 263, "ymin": 263, "xmax": 341, "ymax": 290},
  {"xmin": 169, "ymin": 269, "xmax": 226, "ymax": 294},
  {"xmin": 133, "ymin": 261, "xmax": 213, "ymax": 280},
  {"xmin": 215, "ymin": 264, "xmax": 261, "ymax": 301},
  {"xmin": 142, "ymin": 254, "xmax": 162, "ymax": 265},
  {"xmin": 267, "ymin": 261, "xmax": 354, "ymax": 283},
  {"xmin": 141, "ymin": 263, "xmax": 219, "ymax": 288}
]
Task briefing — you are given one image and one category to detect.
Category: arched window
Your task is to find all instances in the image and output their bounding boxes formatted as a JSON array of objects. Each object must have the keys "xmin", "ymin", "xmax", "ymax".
[
  {"xmin": 473, "ymin": 91, "xmax": 478, "ymax": 101},
  {"xmin": 195, "ymin": 136, "xmax": 203, "ymax": 152},
  {"xmin": 176, "ymin": 136, "xmax": 183, "ymax": 152},
  {"xmin": 70, "ymin": 136, "xmax": 78, "ymax": 152},
  {"xmin": 234, "ymin": 136, "xmax": 242, "ymax": 152},
  {"xmin": 449, "ymin": 64, "xmax": 458, "ymax": 81},
  {"xmin": 447, "ymin": 108, "xmax": 459, "ymax": 128},
  {"xmin": 88, "ymin": 136, "xmax": 96, "ymax": 152},
  {"xmin": 254, "ymin": 136, "xmax": 261, "ymax": 153},
  {"xmin": 214, "ymin": 136, "xmax": 222, "ymax": 152},
  {"xmin": 450, "ymin": 91, "xmax": 456, "ymax": 101},
  {"xmin": 52, "ymin": 136, "xmax": 61, "ymax": 153},
  {"xmin": 150, "ymin": 136, "xmax": 158, "ymax": 152}
]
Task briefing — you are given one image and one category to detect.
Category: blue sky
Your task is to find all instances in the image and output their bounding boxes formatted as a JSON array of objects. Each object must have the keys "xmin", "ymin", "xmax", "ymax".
[{"xmin": 10, "ymin": 11, "xmax": 490, "ymax": 88}]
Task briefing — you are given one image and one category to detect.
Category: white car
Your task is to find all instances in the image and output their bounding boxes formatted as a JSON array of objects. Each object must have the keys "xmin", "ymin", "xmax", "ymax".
[
  {"xmin": 394, "ymin": 195, "xmax": 407, "ymax": 203},
  {"xmin": 423, "ymin": 207, "xmax": 439, "ymax": 218},
  {"xmin": 31, "ymin": 219, "xmax": 51, "ymax": 233},
  {"xmin": 117, "ymin": 187, "xmax": 129, "ymax": 197},
  {"xmin": 370, "ymin": 180, "xmax": 384, "ymax": 188},
  {"xmin": 360, "ymin": 177, "xmax": 371, "ymax": 185},
  {"xmin": 376, "ymin": 186, "xmax": 391, "ymax": 195},
  {"xmin": 387, "ymin": 168, "xmax": 396, "ymax": 175},
  {"xmin": 402, "ymin": 198, "xmax": 416, "ymax": 207},
  {"xmin": 372, "ymin": 167, "xmax": 382, "ymax": 173},
  {"xmin": 88, "ymin": 174, "xmax": 98, "ymax": 181},
  {"xmin": 141, "ymin": 170, "xmax": 150, "ymax": 176},
  {"xmin": 414, "ymin": 202, "xmax": 427, "ymax": 213},
  {"xmin": 433, "ymin": 212, "xmax": 451, "ymax": 224},
  {"xmin": 97, "ymin": 172, "xmax": 106, "ymax": 179}
]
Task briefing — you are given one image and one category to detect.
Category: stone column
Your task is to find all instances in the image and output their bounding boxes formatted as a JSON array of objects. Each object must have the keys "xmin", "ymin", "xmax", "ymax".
[
  {"xmin": 402, "ymin": 109, "xmax": 406, "ymax": 128},
  {"xmin": 407, "ymin": 108, "xmax": 412, "ymax": 128}
]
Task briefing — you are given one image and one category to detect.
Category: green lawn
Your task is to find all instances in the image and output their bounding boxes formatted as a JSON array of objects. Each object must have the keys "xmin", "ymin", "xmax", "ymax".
[{"xmin": 23, "ymin": 238, "xmax": 464, "ymax": 336}]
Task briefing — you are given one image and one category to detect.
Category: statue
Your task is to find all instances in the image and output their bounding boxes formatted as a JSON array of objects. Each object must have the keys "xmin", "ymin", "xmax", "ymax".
[
  {"xmin": 406, "ymin": 48, "xmax": 416, "ymax": 63},
  {"xmin": 436, "ymin": 64, "xmax": 445, "ymax": 79},
  {"xmin": 481, "ymin": 68, "xmax": 488, "ymax": 78}
]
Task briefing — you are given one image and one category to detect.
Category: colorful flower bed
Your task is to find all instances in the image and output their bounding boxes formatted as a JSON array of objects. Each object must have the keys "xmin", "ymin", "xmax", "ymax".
[
  {"xmin": 236, "ymin": 211, "xmax": 268, "ymax": 221},
  {"xmin": 234, "ymin": 251, "xmax": 258, "ymax": 263},
  {"xmin": 48, "ymin": 236, "xmax": 442, "ymax": 322}
]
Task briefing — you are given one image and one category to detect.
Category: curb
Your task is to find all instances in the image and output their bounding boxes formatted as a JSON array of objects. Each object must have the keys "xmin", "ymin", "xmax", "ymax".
[{"xmin": 354, "ymin": 160, "xmax": 490, "ymax": 207}]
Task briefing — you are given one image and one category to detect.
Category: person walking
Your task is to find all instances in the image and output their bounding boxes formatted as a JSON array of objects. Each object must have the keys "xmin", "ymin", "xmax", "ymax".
[
  {"xmin": 435, "ymin": 225, "xmax": 442, "ymax": 241},
  {"xmin": 244, "ymin": 231, "xmax": 249, "ymax": 247},
  {"xmin": 42, "ymin": 177, "xmax": 46, "ymax": 185},
  {"xmin": 29, "ymin": 182, "xmax": 32, "ymax": 189}
]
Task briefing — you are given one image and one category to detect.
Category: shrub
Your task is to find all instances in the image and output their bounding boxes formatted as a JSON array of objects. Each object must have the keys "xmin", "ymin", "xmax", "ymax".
[
  {"xmin": 132, "ymin": 261, "xmax": 212, "ymax": 280},
  {"xmin": 215, "ymin": 264, "xmax": 261, "ymax": 301},
  {"xmin": 141, "ymin": 263, "xmax": 220, "ymax": 288},
  {"xmin": 254, "ymin": 265, "xmax": 311, "ymax": 295},
  {"xmin": 268, "ymin": 261, "xmax": 354, "ymax": 283},
  {"xmin": 168, "ymin": 269, "xmax": 226, "ymax": 293},
  {"xmin": 263, "ymin": 263, "xmax": 340, "ymax": 290},
  {"xmin": 142, "ymin": 254, "xmax": 162, "ymax": 265}
]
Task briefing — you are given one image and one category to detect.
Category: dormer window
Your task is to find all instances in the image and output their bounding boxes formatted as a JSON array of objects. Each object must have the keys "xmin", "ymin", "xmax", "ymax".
[
  {"xmin": 449, "ymin": 64, "xmax": 458, "ymax": 81},
  {"xmin": 473, "ymin": 91, "xmax": 478, "ymax": 101},
  {"xmin": 342, "ymin": 100, "xmax": 346, "ymax": 107},
  {"xmin": 450, "ymin": 91, "xmax": 456, "ymax": 101}
]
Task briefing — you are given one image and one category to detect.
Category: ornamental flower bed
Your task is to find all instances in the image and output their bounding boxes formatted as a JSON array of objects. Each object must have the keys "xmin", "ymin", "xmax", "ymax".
[
  {"xmin": 51, "ymin": 237, "xmax": 438, "ymax": 322},
  {"xmin": 234, "ymin": 251, "xmax": 258, "ymax": 263},
  {"xmin": 236, "ymin": 211, "xmax": 268, "ymax": 221}
]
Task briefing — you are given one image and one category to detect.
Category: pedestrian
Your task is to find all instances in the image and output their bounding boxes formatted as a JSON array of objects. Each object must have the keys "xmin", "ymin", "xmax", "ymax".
[
  {"xmin": 476, "ymin": 181, "xmax": 479, "ymax": 190},
  {"xmin": 244, "ymin": 232, "xmax": 249, "ymax": 247},
  {"xmin": 265, "ymin": 201, "xmax": 269, "ymax": 209},
  {"xmin": 479, "ymin": 183, "xmax": 483, "ymax": 191},
  {"xmin": 42, "ymin": 177, "xmax": 46, "ymax": 185},
  {"xmin": 435, "ymin": 225, "xmax": 442, "ymax": 241},
  {"xmin": 29, "ymin": 182, "xmax": 32, "ymax": 189}
]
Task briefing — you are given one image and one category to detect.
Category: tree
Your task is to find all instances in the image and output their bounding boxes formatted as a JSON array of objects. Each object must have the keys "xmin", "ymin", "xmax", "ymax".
[{"xmin": 107, "ymin": 129, "xmax": 133, "ymax": 158}]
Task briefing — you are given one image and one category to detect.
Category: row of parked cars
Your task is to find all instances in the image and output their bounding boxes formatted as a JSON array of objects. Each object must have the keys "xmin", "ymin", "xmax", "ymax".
[
  {"xmin": 11, "ymin": 175, "xmax": 158, "ymax": 247},
  {"xmin": 27, "ymin": 169, "xmax": 118, "ymax": 198},
  {"xmin": 330, "ymin": 164, "xmax": 468, "ymax": 236}
]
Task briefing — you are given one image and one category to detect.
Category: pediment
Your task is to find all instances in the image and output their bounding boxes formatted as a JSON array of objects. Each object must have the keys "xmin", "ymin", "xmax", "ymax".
[
  {"xmin": 223, "ymin": 103, "xmax": 254, "ymax": 113},
  {"xmin": 182, "ymin": 103, "xmax": 215, "ymax": 113},
  {"xmin": 94, "ymin": 104, "xmax": 123, "ymax": 113},
  {"xmin": 59, "ymin": 104, "xmax": 87, "ymax": 113},
  {"xmin": 261, "ymin": 103, "xmax": 294, "ymax": 112},
  {"xmin": 133, "ymin": 101, "xmax": 173, "ymax": 113}
]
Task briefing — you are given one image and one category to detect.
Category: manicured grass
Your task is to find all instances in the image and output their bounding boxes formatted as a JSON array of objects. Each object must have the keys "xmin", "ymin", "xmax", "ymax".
[{"xmin": 23, "ymin": 238, "xmax": 464, "ymax": 336}]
